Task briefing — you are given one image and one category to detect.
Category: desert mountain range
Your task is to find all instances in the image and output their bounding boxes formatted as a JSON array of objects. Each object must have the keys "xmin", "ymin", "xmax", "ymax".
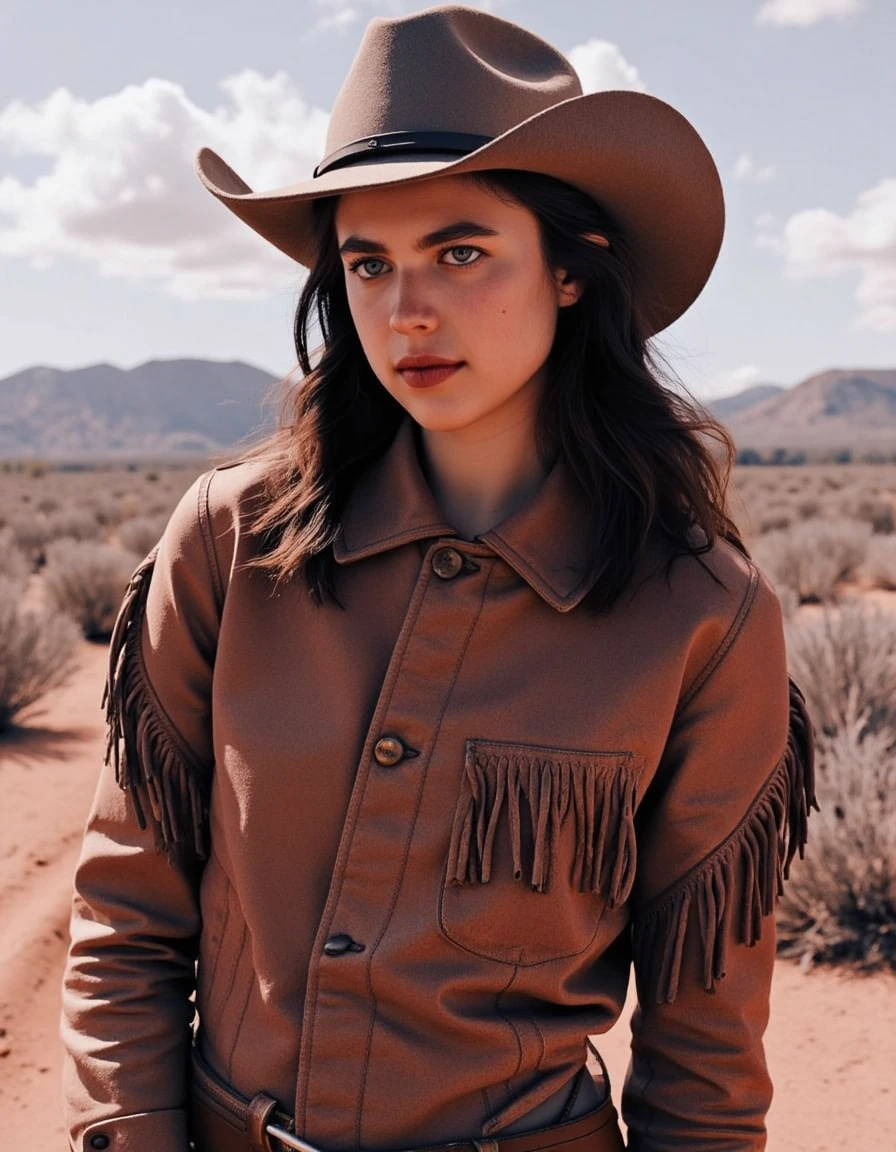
[
  {"xmin": 0, "ymin": 360, "xmax": 894, "ymax": 460},
  {"xmin": 0, "ymin": 359, "xmax": 277, "ymax": 459},
  {"xmin": 713, "ymin": 368, "xmax": 896, "ymax": 457}
]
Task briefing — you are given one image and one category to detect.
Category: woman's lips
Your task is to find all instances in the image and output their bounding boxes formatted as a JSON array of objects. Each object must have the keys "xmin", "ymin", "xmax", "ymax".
[{"xmin": 398, "ymin": 363, "xmax": 463, "ymax": 388}]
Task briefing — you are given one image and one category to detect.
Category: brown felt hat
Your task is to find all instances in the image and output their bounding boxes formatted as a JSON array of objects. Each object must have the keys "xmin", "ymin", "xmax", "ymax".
[{"xmin": 196, "ymin": 4, "xmax": 724, "ymax": 334}]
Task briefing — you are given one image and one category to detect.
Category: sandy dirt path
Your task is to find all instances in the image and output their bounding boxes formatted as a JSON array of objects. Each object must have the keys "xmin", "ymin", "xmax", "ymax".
[{"xmin": 1, "ymin": 640, "xmax": 894, "ymax": 1149}]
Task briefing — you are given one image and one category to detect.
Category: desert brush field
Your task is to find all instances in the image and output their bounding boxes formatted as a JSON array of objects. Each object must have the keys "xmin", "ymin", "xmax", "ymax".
[{"xmin": 1, "ymin": 458, "xmax": 895, "ymax": 1149}]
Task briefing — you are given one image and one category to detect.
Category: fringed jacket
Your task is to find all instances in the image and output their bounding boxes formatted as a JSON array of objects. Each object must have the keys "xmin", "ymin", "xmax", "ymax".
[{"xmin": 61, "ymin": 417, "xmax": 814, "ymax": 1152}]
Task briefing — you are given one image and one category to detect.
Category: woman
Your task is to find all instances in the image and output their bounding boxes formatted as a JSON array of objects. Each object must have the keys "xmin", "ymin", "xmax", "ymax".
[{"xmin": 61, "ymin": 7, "xmax": 815, "ymax": 1152}]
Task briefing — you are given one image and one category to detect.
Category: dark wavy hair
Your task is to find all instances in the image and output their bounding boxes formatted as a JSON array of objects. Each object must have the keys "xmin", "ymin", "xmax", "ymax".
[{"xmin": 237, "ymin": 168, "xmax": 743, "ymax": 612}]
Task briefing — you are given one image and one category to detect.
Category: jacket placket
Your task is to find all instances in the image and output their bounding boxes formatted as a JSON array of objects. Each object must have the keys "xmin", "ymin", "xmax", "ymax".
[{"xmin": 295, "ymin": 541, "xmax": 493, "ymax": 1147}]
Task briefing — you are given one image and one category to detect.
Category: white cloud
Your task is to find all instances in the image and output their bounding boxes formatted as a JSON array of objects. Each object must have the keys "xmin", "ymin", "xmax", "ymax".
[
  {"xmin": 756, "ymin": 0, "xmax": 865, "ymax": 27},
  {"xmin": 733, "ymin": 152, "xmax": 776, "ymax": 183},
  {"xmin": 567, "ymin": 40, "xmax": 648, "ymax": 95},
  {"xmin": 0, "ymin": 74, "xmax": 330, "ymax": 300},
  {"xmin": 757, "ymin": 178, "xmax": 896, "ymax": 331},
  {"xmin": 307, "ymin": 0, "xmax": 361, "ymax": 37},
  {"xmin": 704, "ymin": 365, "xmax": 765, "ymax": 400}
]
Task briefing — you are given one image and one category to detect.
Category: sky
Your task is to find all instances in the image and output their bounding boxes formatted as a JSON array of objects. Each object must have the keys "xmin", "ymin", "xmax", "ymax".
[{"xmin": 0, "ymin": 0, "xmax": 894, "ymax": 400}]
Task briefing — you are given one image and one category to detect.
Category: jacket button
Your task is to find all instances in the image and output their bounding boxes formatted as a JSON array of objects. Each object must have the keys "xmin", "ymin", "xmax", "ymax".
[
  {"xmin": 89, "ymin": 1137, "xmax": 110, "ymax": 1150},
  {"xmin": 373, "ymin": 735, "xmax": 405, "ymax": 766},
  {"xmin": 432, "ymin": 547, "xmax": 463, "ymax": 579},
  {"xmin": 324, "ymin": 934, "xmax": 364, "ymax": 956}
]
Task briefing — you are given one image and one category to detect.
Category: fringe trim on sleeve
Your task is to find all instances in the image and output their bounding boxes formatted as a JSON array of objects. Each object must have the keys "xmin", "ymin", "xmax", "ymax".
[
  {"xmin": 632, "ymin": 677, "xmax": 817, "ymax": 1004},
  {"xmin": 102, "ymin": 549, "xmax": 209, "ymax": 861},
  {"xmin": 446, "ymin": 743, "xmax": 639, "ymax": 906}
]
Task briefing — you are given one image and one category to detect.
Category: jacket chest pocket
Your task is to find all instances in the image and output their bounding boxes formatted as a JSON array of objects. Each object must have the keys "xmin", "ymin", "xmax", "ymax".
[{"xmin": 439, "ymin": 739, "xmax": 640, "ymax": 966}]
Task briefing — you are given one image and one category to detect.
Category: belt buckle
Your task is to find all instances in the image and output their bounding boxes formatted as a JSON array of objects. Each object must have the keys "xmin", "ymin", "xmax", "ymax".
[{"xmin": 266, "ymin": 1123, "xmax": 327, "ymax": 1152}]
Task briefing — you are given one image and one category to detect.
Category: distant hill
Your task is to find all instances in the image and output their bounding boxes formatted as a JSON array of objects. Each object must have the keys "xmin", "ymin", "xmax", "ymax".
[
  {"xmin": 709, "ymin": 369, "xmax": 896, "ymax": 457},
  {"xmin": 3, "ymin": 359, "xmax": 896, "ymax": 461},
  {"xmin": 709, "ymin": 384, "xmax": 784, "ymax": 420},
  {"xmin": 0, "ymin": 359, "xmax": 279, "ymax": 458}
]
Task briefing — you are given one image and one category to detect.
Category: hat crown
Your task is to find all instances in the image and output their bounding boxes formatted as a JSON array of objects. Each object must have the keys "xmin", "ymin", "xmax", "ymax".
[{"xmin": 326, "ymin": 5, "xmax": 582, "ymax": 154}]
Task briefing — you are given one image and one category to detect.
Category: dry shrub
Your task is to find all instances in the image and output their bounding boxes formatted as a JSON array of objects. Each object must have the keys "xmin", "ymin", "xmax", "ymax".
[
  {"xmin": 118, "ymin": 514, "xmax": 168, "ymax": 556},
  {"xmin": 795, "ymin": 497, "xmax": 820, "ymax": 521},
  {"xmin": 6, "ymin": 513, "xmax": 53, "ymax": 565},
  {"xmin": 861, "ymin": 535, "xmax": 896, "ymax": 590},
  {"xmin": 786, "ymin": 599, "xmax": 896, "ymax": 737},
  {"xmin": 756, "ymin": 509, "xmax": 793, "ymax": 535},
  {"xmin": 46, "ymin": 506, "xmax": 106, "ymax": 543},
  {"xmin": 0, "ymin": 528, "xmax": 30, "ymax": 582},
  {"xmin": 43, "ymin": 540, "xmax": 136, "ymax": 641},
  {"xmin": 753, "ymin": 519, "xmax": 871, "ymax": 602},
  {"xmin": 0, "ymin": 574, "xmax": 81, "ymax": 731},
  {"xmin": 837, "ymin": 492, "xmax": 895, "ymax": 535},
  {"xmin": 777, "ymin": 711, "xmax": 896, "ymax": 972},
  {"xmin": 779, "ymin": 602, "xmax": 896, "ymax": 970}
]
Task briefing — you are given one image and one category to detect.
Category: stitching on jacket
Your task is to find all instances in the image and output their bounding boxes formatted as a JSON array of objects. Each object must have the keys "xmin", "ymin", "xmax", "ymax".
[
  {"xmin": 199, "ymin": 854, "xmax": 232, "ymax": 1017},
  {"xmin": 295, "ymin": 554, "xmax": 441, "ymax": 1133},
  {"xmin": 483, "ymin": 533, "xmax": 590, "ymax": 608},
  {"xmin": 633, "ymin": 740, "xmax": 789, "ymax": 927},
  {"xmin": 224, "ymin": 934, "xmax": 255, "ymax": 1082},
  {"xmin": 439, "ymin": 741, "xmax": 638, "ymax": 967},
  {"xmin": 490, "ymin": 964, "xmax": 524, "ymax": 1133},
  {"xmin": 497, "ymin": 965, "xmax": 524, "ymax": 1093},
  {"xmin": 675, "ymin": 562, "xmax": 759, "ymax": 716},
  {"xmin": 529, "ymin": 1012, "xmax": 546, "ymax": 1071},
  {"xmin": 198, "ymin": 469, "xmax": 225, "ymax": 613},
  {"xmin": 222, "ymin": 916, "xmax": 248, "ymax": 1079},
  {"xmin": 355, "ymin": 562, "xmax": 496, "ymax": 1146},
  {"xmin": 338, "ymin": 521, "xmax": 456, "ymax": 558}
]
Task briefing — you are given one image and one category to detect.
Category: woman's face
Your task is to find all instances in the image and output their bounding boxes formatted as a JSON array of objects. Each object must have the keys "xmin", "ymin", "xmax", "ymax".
[{"xmin": 334, "ymin": 174, "xmax": 581, "ymax": 436}]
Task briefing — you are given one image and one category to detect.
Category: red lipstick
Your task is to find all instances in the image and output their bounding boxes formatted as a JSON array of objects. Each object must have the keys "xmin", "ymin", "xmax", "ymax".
[{"xmin": 395, "ymin": 355, "xmax": 464, "ymax": 389}]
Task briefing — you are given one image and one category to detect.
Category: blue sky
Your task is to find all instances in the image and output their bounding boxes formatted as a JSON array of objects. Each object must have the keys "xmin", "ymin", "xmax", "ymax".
[{"xmin": 0, "ymin": 0, "xmax": 893, "ymax": 398}]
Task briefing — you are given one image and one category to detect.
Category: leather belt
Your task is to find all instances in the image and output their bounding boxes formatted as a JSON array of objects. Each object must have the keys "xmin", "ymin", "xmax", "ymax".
[{"xmin": 189, "ymin": 1046, "xmax": 625, "ymax": 1152}]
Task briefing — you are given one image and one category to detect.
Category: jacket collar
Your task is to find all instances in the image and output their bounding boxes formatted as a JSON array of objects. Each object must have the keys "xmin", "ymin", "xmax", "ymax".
[{"xmin": 332, "ymin": 419, "xmax": 595, "ymax": 613}]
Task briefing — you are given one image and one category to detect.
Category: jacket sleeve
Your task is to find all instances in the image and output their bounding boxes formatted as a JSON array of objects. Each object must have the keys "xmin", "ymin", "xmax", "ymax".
[
  {"xmin": 61, "ymin": 470, "xmax": 226, "ymax": 1152},
  {"xmin": 623, "ymin": 563, "xmax": 815, "ymax": 1151}
]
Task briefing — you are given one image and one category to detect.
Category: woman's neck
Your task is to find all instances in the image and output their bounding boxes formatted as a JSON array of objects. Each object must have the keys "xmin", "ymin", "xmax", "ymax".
[{"xmin": 416, "ymin": 406, "xmax": 552, "ymax": 541}]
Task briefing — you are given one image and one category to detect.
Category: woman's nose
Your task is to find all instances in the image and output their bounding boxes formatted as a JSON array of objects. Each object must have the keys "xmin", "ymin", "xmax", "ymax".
[{"xmin": 389, "ymin": 273, "xmax": 439, "ymax": 334}]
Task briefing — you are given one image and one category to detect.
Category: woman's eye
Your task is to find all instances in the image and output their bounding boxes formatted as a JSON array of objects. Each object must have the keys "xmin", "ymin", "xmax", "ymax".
[
  {"xmin": 347, "ymin": 246, "xmax": 483, "ymax": 280},
  {"xmin": 351, "ymin": 257, "xmax": 388, "ymax": 280},
  {"xmin": 442, "ymin": 245, "xmax": 482, "ymax": 266}
]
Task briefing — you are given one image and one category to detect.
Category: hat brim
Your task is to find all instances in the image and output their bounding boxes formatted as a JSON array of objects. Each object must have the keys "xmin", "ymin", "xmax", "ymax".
[{"xmin": 196, "ymin": 90, "xmax": 723, "ymax": 335}]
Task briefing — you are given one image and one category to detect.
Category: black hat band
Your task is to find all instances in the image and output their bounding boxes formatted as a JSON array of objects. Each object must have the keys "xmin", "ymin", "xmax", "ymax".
[{"xmin": 313, "ymin": 131, "xmax": 493, "ymax": 178}]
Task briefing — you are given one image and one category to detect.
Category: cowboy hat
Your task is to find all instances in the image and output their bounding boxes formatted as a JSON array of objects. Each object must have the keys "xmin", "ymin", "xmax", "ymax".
[{"xmin": 196, "ymin": 4, "xmax": 724, "ymax": 335}]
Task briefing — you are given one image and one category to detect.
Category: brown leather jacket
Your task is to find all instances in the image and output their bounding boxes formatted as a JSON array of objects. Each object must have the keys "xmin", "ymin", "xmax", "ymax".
[{"xmin": 61, "ymin": 418, "xmax": 814, "ymax": 1151}]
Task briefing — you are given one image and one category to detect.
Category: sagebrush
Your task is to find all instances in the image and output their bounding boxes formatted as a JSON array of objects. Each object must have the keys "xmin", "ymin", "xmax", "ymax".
[
  {"xmin": 754, "ymin": 519, "xmax": 871, "ymax": 602},
  {"xmin": 0, "ymin": 574, "xmax": 81, "ymax": 731},
  {"xmin": 780, "ymin": 600, "xmax": 896, "ymax": 970},
  {"xmin": 43, "ymin": 541, "xmax": 137, "ymax": 641},
  {"xmin": 0, "ymin": 529, "xmax": 29, "ymax": 582}
]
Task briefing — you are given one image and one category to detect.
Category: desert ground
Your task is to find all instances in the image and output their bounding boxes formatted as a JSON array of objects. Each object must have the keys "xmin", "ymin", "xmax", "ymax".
[{"xmin": 2, "ymin": 460, "xmax": 896, "ymax": 1149}]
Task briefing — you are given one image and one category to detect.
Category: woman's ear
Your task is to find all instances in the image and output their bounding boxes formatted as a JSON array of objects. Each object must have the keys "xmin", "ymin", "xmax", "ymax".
[{"xmin": 553, "ymin": 268, "xmax": 585, "ymax": 308}]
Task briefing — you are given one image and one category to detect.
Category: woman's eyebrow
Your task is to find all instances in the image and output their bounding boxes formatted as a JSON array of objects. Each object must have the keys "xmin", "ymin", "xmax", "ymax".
[{"xmin": 338, "ymin": 221, "xmax": 499, "ymax": 257}]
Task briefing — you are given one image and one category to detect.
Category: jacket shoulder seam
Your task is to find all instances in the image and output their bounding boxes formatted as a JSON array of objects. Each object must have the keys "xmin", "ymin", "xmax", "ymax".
[
  {"xmin": 675, "ymin": 560, "xmax": 760, "ymax": 716},
  {"xmin": 197, "ymin": 469, "xmax": 225, "ymax": 612}
]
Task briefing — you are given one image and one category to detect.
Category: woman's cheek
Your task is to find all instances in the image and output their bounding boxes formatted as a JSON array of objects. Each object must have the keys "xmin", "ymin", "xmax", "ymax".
[{"xmin": 347, "ymin": 292, "xmax": 388, "ymax": 364}]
